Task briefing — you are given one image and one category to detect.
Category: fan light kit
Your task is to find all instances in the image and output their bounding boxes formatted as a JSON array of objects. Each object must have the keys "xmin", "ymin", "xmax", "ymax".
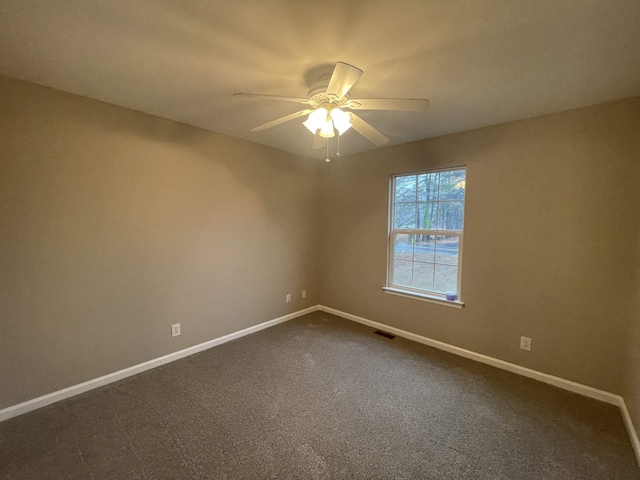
[
  {"xmin": 303, "ymin": 105, "xmax": 352, "ymax": 138},
  {"xmin": 234, "ymin": 62, "xmax": 430, "ymax": 162}
]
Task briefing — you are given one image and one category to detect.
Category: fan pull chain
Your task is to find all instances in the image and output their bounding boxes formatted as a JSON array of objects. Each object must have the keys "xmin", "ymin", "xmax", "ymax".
[
  {"xmin": 337, "ymin": 132, "xmax": 341, "ymax": 157},
  {"xmin": 325, "ymin": 138, "xmax": 330, "ymax": 162}
]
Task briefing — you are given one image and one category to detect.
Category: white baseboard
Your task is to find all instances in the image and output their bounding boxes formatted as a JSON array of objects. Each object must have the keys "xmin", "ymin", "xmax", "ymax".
[
  {"xmin": 319, "ymin": 306, "xmax": 640, "ymax": 466},
  {"xmin": 3, "ymin": 303, "xmax": 639, "ymax": 468},
  {"xmin": 0, "ymin": 305, "xmax": 320, "ymax": 423},
  {"xmin": 318, "ymin": 305, "xmax": 621, "ymax": 406},
  {"xmin": 620, "ymin": 399, "xmax": 640, "ymax": 466}
]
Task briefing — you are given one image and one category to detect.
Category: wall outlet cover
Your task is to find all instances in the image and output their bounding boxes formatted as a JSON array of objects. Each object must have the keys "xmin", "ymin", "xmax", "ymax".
[
  {"xmin": 520, "ymin": 336, "xmax": 532, "ymax": 351},
  {"xmin": 171, "ymin": 323, "xmax": 181, "ymax": 337}
]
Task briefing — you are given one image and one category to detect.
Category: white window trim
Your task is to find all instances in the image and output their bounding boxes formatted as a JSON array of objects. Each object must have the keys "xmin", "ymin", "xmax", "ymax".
[
  {"xmin": 386, "ymin": 167, "xmax": 466, "ymax": 308},
  {"xmin": 382, "ymin": 287, "xmax": 464, "ymax": 308}
]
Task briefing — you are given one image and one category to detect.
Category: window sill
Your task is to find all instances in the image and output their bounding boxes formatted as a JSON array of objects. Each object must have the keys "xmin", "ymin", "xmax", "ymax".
[{"xmin": 382, "ymin": 287, "xmax": 465, "ymax": 309}]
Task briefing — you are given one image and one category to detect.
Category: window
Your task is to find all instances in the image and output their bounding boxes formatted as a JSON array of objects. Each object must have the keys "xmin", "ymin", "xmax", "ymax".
[{"xmin": 386, "ymin": 167, "xmax": 466, "ymax": 305}]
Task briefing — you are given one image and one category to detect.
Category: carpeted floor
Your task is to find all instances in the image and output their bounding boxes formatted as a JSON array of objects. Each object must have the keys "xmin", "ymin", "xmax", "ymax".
[{"xmin": 1, "ymin": 311, "xmax": 638, "ymax": 479}]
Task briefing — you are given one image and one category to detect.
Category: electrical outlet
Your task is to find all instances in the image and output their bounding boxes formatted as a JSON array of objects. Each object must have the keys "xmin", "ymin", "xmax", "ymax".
[
  {"xmin": 286, "ymin": 294, "xmax": 292, "ymax": 304},
  {"xmin": 520, "ymin": 336, "xmax": 532, "ymax": 351},
  {"xmin": 302, "ymin": 290, "xmax": 307, "ymax": 299},
  {"xmin": 171, "ymin": 323, "xmax": 181, "ymax": 337}
]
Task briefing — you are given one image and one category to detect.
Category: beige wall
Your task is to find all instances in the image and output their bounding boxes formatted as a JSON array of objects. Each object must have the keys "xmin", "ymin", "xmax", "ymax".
[
  {"xmin": 3, "ymin": 71, "xmax": 640, "ymax": 425},
  {"xmin": 319, "ymin": 97, "xmax": 640, "ymax": 395},
  {"xmin": 0, "ymin": 76, "xmax": 321, "ymax": 409},
  {"xmin": 623, "ymin": 234, "xmax": 640, "ymax": 442}
]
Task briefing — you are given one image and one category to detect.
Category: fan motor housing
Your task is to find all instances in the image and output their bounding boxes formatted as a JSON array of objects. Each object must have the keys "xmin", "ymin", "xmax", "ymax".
[{"xmin": 307, "ymin": 80, "xmax": 349, "ymax": 107}]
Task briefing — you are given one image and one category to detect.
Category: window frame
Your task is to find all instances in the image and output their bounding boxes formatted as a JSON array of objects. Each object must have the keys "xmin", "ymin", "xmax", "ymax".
[{"xmin": 385, "ymin": 166, "xmax": 466, "ymax": 307}]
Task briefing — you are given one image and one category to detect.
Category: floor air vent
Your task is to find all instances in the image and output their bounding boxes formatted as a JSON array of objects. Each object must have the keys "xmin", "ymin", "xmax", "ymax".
[{"xmin": 374, "ymin": 330, "xmax": 396, "ymax": 339}]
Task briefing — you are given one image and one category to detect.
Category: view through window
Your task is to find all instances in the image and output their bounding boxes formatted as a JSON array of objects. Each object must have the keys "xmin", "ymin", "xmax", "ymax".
[{"xmin": 388, "ymin": 167, "xmax": 466, "ymax": 300}]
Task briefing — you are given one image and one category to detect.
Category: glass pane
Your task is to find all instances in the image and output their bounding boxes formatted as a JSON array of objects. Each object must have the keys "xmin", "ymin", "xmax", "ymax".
[
  {"xmin": 418, "ymin": 173, "xmax": 439, "ymax": 202},
  {"xmin": 437, "ymin": 201, "xmax": 464, "ymax": 230},
  {"xmin": 434, "ymin": 264, "xmax": 458, "ymax": 293},
  {"xmin": 394, "ymin": 234, "xmax": 414, "ymax": 261},
  {"xmin": 395, "ymin": 175, "xmax": 417, "ymax": 203},
  {"xmin": 413, "ymin": 262, "xmax": 434, "ymax": 291},
  {"xmin": 439, "ymin": 169, "xmax": 466, "ymax": 200},
  {"xmin": 394, "ymin": 204, "xmax": 416, "ymax": 229},
  {"xmin": 435, "ymin": 236, "xmax": 459, "ymax": 266},
  {"xmin": 393, "ymin": 260, "xmax": 413, "ymax": 287},
  {"xmin": 417, "ymin": 203, "xmax": 437, "ymax": 229},
  {"xmin": 414, "ymin": 235, "xmax": 435, "ymax": 263}
]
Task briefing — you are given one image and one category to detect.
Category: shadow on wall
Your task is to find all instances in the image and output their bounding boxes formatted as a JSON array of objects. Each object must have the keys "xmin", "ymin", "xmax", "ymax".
[{"xmin": 27, "ymin": 79, "xmax": 322, "ymax": 220}]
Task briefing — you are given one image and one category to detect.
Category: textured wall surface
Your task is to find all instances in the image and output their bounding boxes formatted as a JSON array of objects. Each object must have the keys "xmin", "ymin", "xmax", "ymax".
[
  {"xmin": 2, "ymin": 72, "xmax": 640, "ymax": 437},
  {"xmin": 318, "ymin": 97, "xmax": 640, "ymax": 396},
  {"xmin": 0, "ymin": 76, "xmax": 321, "ymax": 409},
  {"xmin": 624, "ymin": 232, "xmax": 640, "ymax": 443}
]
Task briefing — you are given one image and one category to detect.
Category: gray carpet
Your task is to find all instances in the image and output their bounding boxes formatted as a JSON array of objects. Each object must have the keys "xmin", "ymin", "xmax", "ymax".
[{"xmin": 0, "ymin": 311, "xmax": 638, "ymax": 479}]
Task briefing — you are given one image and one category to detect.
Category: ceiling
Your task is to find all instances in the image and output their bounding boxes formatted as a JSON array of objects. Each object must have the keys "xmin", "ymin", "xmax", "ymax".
[{"xmin": 1, "ymin": 1, "xmax": 640, "ymax": 160}]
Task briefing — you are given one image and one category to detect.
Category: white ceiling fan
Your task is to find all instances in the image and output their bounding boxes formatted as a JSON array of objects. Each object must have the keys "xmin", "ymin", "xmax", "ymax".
[{"xmin": 234, "ymin": 62, "xmax": 430, "ymax": 156}]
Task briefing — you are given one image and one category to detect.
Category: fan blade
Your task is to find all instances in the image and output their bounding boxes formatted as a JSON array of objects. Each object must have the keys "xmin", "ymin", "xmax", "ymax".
[
  {"xmin": 326, "ymin": 62, "xmax": 363, "ymax": 100},
  {"xmin": 312, "ymin": 130, "xmax": 325, "ymax": 149},
  {"xmin": 346, "ymin": 98, "xmax": 430, "ymax": 112},
  {"xmin": 349, "ymin": 113, "xmax": 389, "ymax": 147},
  {"xmin": 234, "ymin": 93, "xmax": 311, "ymax": 105},
  {"xmin": 250, "ymin": 109, "xmax": 312, "ymax": 132}
]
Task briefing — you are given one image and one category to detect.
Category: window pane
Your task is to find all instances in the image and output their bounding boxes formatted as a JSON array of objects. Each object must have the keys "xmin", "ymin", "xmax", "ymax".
[
  {"xmin": 418, "ymin": 173, "xmax": 439, "ymax": 202},
  {"xmin": 394, "ymin": 234, "xmax": 413, "ymax": 260},
  {"xmin": 435, "ymin": 236, "xmax": 459, "ymax": 266},
  {"xmin": 393, "ymin": 260, "xmax": 413, "ymax": 287},
  {"xmin": 413, "ymin": 262, "xmax": 434, "ymax": 291},
  {"xmin": 439, "ymin": 169, "xmax": 466, "ymax": 200},
  {"xmin": 434, "ymin": 264, "xmax": 458, "ymax": 293},
  {"xmin": 417, "ymin": 203, "xmax": 437, "ymax": 229},
  {"xmin": 395, "ymin": 203, "xmax": 416, "ymax": 229},
  {"xmin": 437, "ymin": 201, "xmax": 464, "ymax": 230},
  {"xmin": 414, "ymin": 235, "xmax": 435, "ymax": 263},
  {"xmin": 389, "ymin": 167, "xmax": 465, "ymax": 299},
  {"xmin": 395, "ymin": 175, "xmax": 416, "ymax": 202}
]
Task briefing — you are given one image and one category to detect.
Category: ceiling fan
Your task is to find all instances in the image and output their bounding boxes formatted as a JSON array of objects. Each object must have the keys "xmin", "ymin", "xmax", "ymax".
[{"xmin": 234, "ymin": 62, "xmax": 430, "ymax": 158}]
